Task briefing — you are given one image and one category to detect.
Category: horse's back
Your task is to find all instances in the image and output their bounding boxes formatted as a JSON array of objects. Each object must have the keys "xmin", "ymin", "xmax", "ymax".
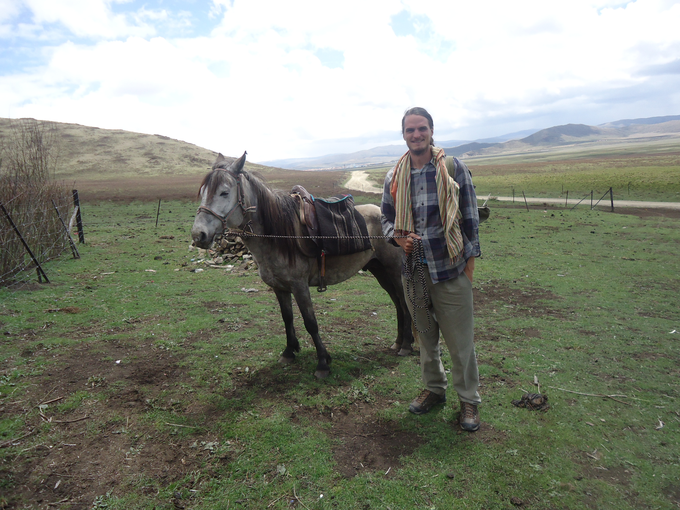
[{"xmin": 355, "ymin": 204, "xmax": 382, "ymax": 237}]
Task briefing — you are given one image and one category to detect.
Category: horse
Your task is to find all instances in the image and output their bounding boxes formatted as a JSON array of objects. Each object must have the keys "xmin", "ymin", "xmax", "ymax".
[{"xmin": 191, "ymin": 151, "xmax": 413, "ymax": 379}]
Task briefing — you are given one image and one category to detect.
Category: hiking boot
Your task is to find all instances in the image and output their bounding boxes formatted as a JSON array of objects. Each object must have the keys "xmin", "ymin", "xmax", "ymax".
[
  {"xmin": 459, "ymin": 401, "xmax": 480, "ymax": 432},
  {"xmin": 409, "ymin": 389, "xmax": 446, "ymax": 415}
]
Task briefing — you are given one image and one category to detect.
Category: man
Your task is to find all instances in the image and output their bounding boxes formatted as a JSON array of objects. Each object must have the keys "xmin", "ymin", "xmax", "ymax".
[{"xmin": 381, "ymin": 107, "xmax": 482, "ymax": 432}]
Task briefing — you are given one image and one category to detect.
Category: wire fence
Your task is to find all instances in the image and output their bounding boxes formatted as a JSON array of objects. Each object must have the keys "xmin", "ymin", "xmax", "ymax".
[
  {"xmin": 1, "ymin": 118, "xmax": 81, "ymax": 289},
  {"xmin": 0, "ymin": 187, "xmax": 82, "ymax": 288},
  {"xmin": 492, "ymin": 188, "xmax": 616, "ymax": 212}
]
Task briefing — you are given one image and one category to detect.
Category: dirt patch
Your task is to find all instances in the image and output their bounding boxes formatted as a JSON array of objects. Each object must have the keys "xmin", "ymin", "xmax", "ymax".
[
  {"xmin": 0, "ymin": 340, "xmax": 210, "ymax": 509},
  {"xmin": 291, "ymin": 402, "xmax": 424, "ymax": 478},
  {"xmin": 474, "ymin": 280, "xmax": 565, "ymax": 318},
  {"xmin": 609, "ymin": 206, "xmax": 680, "ymax": 220}
]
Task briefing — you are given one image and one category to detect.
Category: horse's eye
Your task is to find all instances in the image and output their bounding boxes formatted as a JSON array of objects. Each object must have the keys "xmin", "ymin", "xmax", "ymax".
[{"xmin": 220, "ymin": 191, "xmax": 229, "ymax": 197}]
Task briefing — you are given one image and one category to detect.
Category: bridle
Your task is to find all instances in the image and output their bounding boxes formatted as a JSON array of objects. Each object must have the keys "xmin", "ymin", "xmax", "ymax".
[{"xmin": 196, "ymin": 172, "xmax": 256, "ymax": 232}]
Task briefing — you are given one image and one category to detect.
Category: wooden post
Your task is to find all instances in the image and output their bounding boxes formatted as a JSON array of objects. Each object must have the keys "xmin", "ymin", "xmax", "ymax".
[
  {"xmin": 0, "ymin": 202, "xmax": 50, "ymax": 283},
  {"xmin": 522, "ymin": 191, "xmax": 530, "ymax": 211},
  {"xmin": 155, "ymin": 199, "xmax": 161, "ymax": 228},
  {"xmin": 590, "ymin": 190, "xmax": 593, "ymax": 210},
  {"xmin": 565, "ymin": 190, "xmax": 568, "ymax": 207},
  {"xmin": 72, "ymin": 190, "xmax": 84, "ymax": 243},
  {"xmin": 609, "ymin": 187, "xmax": 614, "ymax": 212}
]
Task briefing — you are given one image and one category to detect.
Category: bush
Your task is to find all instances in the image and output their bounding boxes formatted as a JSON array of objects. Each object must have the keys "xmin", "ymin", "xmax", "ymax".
[{"xmin": 0, "ymin": 119, "xmax": 72, "ymax": 286}]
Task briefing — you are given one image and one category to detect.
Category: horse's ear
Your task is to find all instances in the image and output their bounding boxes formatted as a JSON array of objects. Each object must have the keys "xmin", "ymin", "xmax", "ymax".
[
  {"xmin": 214, "ymin": 153, "xmax": 227, "ymax": 165},
  {"xmin": 232, "ymin": 151, "xmax": 247, "ymax": 174}
]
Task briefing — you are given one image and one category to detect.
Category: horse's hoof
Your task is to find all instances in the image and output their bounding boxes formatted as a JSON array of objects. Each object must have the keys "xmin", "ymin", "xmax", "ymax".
[
  {"xmin": 278, "ymin": 356, "xmax": 295, "ymax": 365},
  {"xmin": 314, "ymin": 370, "xmax": 330, "ymax": 379},
  {"xmin": 390, "ymin": 342, "xmax": 401, "ymax": 351},
  {"xmin": 397, "ymin": 347, "xmax": 413, "ymax": 357}
]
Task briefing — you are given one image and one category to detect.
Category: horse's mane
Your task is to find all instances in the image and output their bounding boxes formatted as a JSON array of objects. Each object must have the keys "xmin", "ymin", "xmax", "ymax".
[{"xmin": 198, "ymin": 167, "xmax": 300, "ymax": 263}]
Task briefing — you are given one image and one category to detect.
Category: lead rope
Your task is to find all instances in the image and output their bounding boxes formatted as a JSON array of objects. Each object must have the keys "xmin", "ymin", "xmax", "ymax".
[{"xmin": 403, "ymin": 238, "xmax": 432, "ymax": 334}]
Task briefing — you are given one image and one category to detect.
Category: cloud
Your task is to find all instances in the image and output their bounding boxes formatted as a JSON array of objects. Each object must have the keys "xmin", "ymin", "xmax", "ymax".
[
  {"xmin": 1, "ymin": 0, "xmax": 679, "ymax": 161},
  {"xmin": 22, "ymin": 0, "xmax": 155, "ymax": 39},
  {"xmin": 637, "ymin": 58, "xmax": 680, "ymax": 76}
]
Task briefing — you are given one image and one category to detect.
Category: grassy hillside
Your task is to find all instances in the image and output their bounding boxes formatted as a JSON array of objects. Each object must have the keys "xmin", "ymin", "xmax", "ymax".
[
  {"xmin": 2, "ymin": 117, "xmax": 679, "ymax": 203},
  {"xmin": 0, "ymin": 117, "xmax": 279, "ymax": 180}
]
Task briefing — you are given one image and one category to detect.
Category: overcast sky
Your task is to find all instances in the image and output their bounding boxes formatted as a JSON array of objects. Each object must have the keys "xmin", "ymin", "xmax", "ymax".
[{"xmin": 2, "ymin": 0, "xmax": 679, "ymax": 163}]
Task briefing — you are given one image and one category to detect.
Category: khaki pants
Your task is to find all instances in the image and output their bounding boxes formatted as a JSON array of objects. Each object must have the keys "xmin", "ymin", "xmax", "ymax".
[{"xmin": 403, "ymin": 269, "xmax": 481, "ymax": 405}]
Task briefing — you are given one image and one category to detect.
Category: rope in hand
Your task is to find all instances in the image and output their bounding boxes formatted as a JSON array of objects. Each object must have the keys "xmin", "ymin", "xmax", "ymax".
[{"xmin": 403, "ymin": 238, "xmax": 432, "ymax": 334}]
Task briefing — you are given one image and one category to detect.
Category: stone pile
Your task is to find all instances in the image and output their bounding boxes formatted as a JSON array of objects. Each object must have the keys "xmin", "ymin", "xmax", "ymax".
[
  {"xmin": 211, "ymin": 233, "xmax": 257, "ymax": 271},
  {"xmin": 190, "ymin": 232, "xmax": 257, "ymax": 272}
]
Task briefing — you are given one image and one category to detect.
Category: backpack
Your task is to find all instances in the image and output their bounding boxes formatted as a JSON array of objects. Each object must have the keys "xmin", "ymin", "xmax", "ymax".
[{"xmin": 444, "ymin": 156, "xmax": 490, "ymax": 224}]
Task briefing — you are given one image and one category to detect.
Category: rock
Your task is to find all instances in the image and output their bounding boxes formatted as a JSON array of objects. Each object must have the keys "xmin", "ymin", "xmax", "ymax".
[{"xmin": 207, "ymin": 230, "xmax": 255, "ymax": 271}]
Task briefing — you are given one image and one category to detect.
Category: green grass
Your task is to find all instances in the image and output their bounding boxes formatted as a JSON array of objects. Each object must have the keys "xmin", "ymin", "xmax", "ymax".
[
  {"xmin": 361, "ymin": 144, "xmax": 680, "ymax": 202},
  {"xmin": 0, "ymin": 196, "xmax": 679, "ymax": 509}
]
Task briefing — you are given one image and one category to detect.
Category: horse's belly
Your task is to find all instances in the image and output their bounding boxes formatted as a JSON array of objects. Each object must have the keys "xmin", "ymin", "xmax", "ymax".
[{"xmin": 308, "ymin": 249, "xmax": 374, "ymax": 287}]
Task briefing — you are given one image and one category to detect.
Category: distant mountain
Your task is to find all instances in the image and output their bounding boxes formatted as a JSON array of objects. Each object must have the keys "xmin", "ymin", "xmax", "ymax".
[
  {"xmin": 442, "ymin": 142, "xmax": 498, "ymax": 157},
  {"xmin": 474, "ymin": 129, "xmax": 539, "ymax": 143},
  {"xmin": 600, "ymin": 115, "xmax": 680, "ymax": 128},
  {"xmin": 266, "ymin": 115, "xmax": 680, "ymax": 169},
  {"xmin": 456, "ymin": 116, "xmax": 680, "ymax": 158},
  {"xmin": 519, "ymin": 124, "xmax": 603, "ymax": 145},
  {"xmin": 262, "ymin": 131, "xmax": 538, "ymax": 170},
  {"xmin": 262, "ymin": 144, "xmax": 410, "ymax": 171},
  {"xmin": 3, "ymin": 115, "xmax": 678, "ymax": 177}
]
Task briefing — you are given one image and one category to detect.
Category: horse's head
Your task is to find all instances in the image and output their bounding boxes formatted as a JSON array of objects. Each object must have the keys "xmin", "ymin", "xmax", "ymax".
[{"xmin": 191, "ymin": 151, "xmax": 254, "ymax": 249}]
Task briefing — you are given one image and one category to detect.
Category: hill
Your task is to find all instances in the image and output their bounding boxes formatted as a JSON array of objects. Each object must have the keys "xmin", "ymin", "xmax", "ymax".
[
  {"xmin": 459, "ymin": 118, "xmax": 680, "ymax": 159},
  {"xmin": 0, "ymin": 118, "xmax": 273, "ymax": 180}
]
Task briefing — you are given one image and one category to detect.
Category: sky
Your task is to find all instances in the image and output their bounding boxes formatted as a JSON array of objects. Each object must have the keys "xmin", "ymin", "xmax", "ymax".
[{"xmin": 1, "ymin": 0, "xmax": 680, "ymax": 163}]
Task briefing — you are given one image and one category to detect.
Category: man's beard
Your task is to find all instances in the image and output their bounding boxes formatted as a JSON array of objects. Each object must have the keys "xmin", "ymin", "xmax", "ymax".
[{"xmin": 410, "ymin": 146, "xmax": 429, "ymax": 156}]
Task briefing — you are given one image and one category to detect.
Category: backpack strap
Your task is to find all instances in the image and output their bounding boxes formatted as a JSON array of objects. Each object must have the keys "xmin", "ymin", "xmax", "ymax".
[{"xmin": 445, "ymin": 156, "xmax": 490, "ymax": 224}]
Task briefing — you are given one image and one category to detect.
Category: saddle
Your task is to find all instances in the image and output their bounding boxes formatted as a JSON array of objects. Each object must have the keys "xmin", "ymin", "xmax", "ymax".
[
  {"xmin": 291, "ymin": 185, "xmax": 373, "ymax": 292},
  {"xmin": 291, "ymin": 185, "xmax": 319, "ymax": 235}
]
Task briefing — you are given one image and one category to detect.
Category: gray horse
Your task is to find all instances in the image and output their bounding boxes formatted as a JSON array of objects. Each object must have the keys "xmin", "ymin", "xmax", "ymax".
[{"xmin": 191, "ymin": 152, "xmax": 413, "ymax": 379}]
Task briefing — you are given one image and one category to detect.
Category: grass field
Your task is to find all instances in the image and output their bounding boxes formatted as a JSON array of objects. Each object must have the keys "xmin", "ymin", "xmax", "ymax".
[
  {"xmin": 360, "ymin": 142, "xmax": 680, "ymax": 203},
  {"xmin": 1, "ymin": 186, "xmax": 679, "ymax": 509}
]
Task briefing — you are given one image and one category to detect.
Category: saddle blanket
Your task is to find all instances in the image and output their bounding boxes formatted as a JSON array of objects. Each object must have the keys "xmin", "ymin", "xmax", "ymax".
[{"xmin": 314, "ymin": 195, "xmax": 372, "ymax": 256}]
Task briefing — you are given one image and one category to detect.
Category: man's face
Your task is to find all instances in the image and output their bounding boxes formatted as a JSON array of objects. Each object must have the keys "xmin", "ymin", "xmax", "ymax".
[{"xmin": 402, "ymin": 115, "xmax": 433, "ymax": 156}]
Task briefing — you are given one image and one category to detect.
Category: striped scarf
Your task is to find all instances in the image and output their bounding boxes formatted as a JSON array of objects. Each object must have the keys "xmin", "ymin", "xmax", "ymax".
[{"xmin": 390, "ymin": 146, "xmax": 464, "ymax": 262}]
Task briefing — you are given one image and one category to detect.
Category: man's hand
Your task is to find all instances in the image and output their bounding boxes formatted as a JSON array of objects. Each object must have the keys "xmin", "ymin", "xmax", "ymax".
[
  {"xmin": 394, "ymin": 232, "xmax": 421, "ymax": 255},
  {"xmin": 464, "ymin": 256, "xmax": 475, "ymax": 283}
]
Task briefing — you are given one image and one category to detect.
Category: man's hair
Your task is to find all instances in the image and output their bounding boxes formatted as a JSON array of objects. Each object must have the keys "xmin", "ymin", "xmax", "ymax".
[{"xmin": 402, "ymin": 107, "xmax": 435, "ymax": 146}]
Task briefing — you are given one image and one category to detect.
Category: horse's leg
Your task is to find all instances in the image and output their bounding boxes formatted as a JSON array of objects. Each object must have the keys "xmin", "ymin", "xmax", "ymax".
[
  {"xmin": 291, "ymin": 286, "xmax": 331, "ymax": 379},
  {"xmin": 364, "ymin": 260, "xmax": 414, "ymax": 356},
  {"xmin": 274, "ymin": 289, "xmax": 301, "ymax": 364}
]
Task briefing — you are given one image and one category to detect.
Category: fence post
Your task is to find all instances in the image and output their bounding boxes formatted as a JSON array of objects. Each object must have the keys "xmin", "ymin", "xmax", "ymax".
[
  {"xmin": 72, "ymin": 190, "xmax": 84, "ymax": 243},
  {"xmin": 155, "ymin": 199, "xmax": 161, "ymax": 228},
  {"xmin": 52, "ymin": 199, "xmax": 80, "ymax": 259},
  {"xmin": 0, "ymin": 202, "xmax": 50, "ymax": 283},
  {"xmin": 522, "ymin": 191, "xmax": 530, "ymax": 211},
  {"xmin": 590, "ymin": 190, "xmax": 593, "ymax": 210},
  {"xmin": 565, "ymin": 190, "xmax": 568, "ymax": 207}
]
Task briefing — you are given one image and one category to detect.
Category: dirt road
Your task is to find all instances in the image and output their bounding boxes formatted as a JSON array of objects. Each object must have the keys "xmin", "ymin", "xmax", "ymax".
[{"xmin": 344, "ymin": 171, "xmax": 383, "ymax": 194}]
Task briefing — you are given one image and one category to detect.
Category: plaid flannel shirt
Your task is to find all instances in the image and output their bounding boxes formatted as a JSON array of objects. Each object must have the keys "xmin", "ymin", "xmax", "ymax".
[{"xmin": 381, "ymin": 155, "xmax": 481, "ymax": 284}]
